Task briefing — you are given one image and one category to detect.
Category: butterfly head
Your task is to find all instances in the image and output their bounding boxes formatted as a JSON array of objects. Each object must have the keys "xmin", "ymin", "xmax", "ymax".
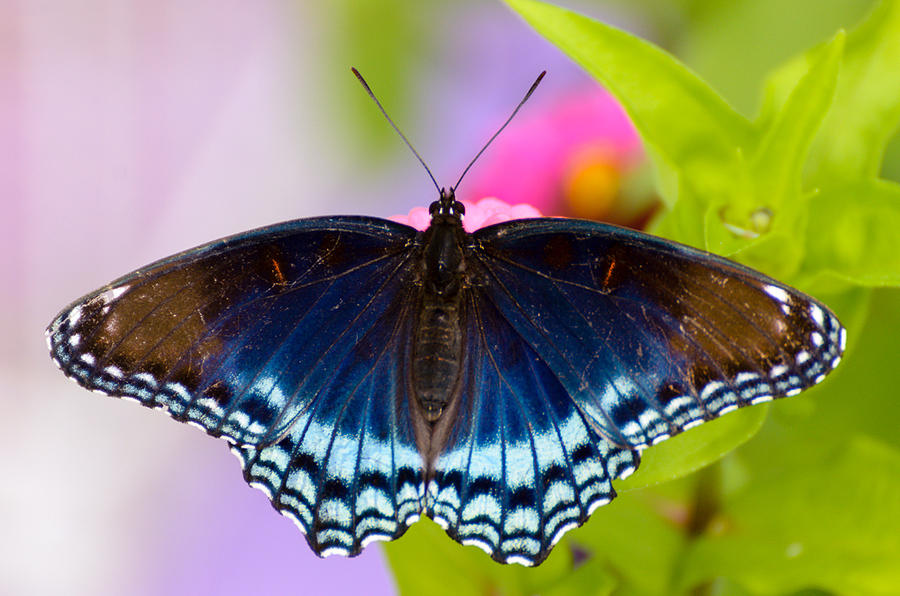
[{"xmin": 429, "ymin": 188, "xmax": 466, "ymax": 225}]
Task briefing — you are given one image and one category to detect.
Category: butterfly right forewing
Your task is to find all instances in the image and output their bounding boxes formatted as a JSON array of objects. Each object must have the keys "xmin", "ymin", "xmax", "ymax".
[{"xmin": 468, "ymin": 218, "xmax": 845, "ymax": 450}]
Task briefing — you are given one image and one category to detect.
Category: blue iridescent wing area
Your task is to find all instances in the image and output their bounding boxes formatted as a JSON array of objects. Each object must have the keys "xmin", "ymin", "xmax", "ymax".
[
  {"xmin": 427, "ymin": 288, "xmax": 640, "ymax": 565},
  {"xmin": 427, "ymin": 218, "xmax": 845, "ymax": 566},
  {"xmin": 46, "ymin": 217, "xmax": 426, "ymax": 556},
  {"xmin": 235, "ymin": 284, "xmax": 425, "ymax": 556}
]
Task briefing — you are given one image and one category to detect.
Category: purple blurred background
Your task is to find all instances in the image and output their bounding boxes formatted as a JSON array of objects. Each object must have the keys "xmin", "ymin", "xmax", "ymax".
[{"xmin": 1, "ymin": 2, "xmax": 649, "ymax": 594}]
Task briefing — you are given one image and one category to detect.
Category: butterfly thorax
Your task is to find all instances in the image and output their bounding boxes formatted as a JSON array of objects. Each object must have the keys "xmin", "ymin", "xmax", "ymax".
[{"xmin": 412, "ymin": 193, "xmax": 467, "ymax": 422}]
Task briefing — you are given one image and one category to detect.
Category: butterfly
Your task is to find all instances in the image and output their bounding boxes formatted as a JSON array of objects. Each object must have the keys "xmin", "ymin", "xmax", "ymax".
[{"xmin": 46, "ymin": 72, "xmax": 845, "ymax": 567}]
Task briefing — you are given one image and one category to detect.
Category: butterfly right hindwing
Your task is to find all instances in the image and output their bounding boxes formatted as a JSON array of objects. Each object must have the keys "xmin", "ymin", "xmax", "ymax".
[{"xmin": 426, "ymin": 282, "xmax": 640, "ymax": 566}]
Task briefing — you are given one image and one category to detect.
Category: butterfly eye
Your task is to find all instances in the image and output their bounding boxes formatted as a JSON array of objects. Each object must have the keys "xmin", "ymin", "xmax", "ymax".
[
  {"xmin": 454, "ymin": 201, "xmax": 466, "ymax": 216},
  {"xmin": 428, "ymin": 201, "xmax": 440, "ymax": 215}
]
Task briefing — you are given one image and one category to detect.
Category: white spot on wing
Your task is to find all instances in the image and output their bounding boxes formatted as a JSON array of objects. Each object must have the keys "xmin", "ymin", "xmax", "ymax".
[
  {"xmin": 361, "ymin": 533, "xmax": 392, "ymax": 548},
  {"xmin": 770, "ymin": 364, "xmax": 789, "ymax": 378},
  {"xmin": 701, "ymin": 381, "xmax": 725, "ymax": 400},
  {"xmin": 809, "ymin": 304, "xmax": 825, "ymax": 328},
  {"xmin": 587, "ymin": 496, "xmax": 611, "ymax": 515},
  {"xmin": 249, "ymin": 481, "xmax": 274, "ymax": 499},
  {"xmin": 734, "ymin": 372, "xmax": 759, "ymax": 385},
  {"xmin": 133, "ymin": 372, "xmax": 158, "ymax": 388},
  {"xmin": 550, "ymin": 521, "xmax": 578, "ymax": 546},
  {"xmin": 100, "ymin": 286, "xmax": 129, "ymax": 303},
  {"xmin": 461, "ymin": 537, "xmax": 494, "ymax": 556},
  {"xmin": 280, "ymin": 510, "xmax": 309, "ymax": 535},
  {"xmin": 811, "ymin": 332, "xmax": 824, "ymax": 348},
  {"xmin": 763, "ymin": 284, "xmax": 791, "ymax": 305},
  {"xmin": 67, "ymin": 305, "xmax": 83, "ymax": 326}
]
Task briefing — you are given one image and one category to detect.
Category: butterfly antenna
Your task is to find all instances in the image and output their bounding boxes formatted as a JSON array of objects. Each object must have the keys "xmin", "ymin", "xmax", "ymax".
[
  {"xmin": 351, "ymin": 67, "xmax": 441, "ymax": 194},
  {"xmin": 452, "ymin": 70, "xmax": 546, "ymax": 193}
]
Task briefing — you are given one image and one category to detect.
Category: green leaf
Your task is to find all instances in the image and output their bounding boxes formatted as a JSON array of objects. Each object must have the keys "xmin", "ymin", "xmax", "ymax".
[
  {"xmin": 677, "ymin": 0, "xmax": 872, "ymax": 116},
  {"xmin": 384, "ymin": 518, "xmax": 581, "ymax": 596},
  {"xmin": 751, "ymin": 32, "xmax": 843, "ymax": 206},
  {"xmin": 792, "ymin": 289, "xmax": 900, "ymax": 449},
  {"xmin": 617, "ymin": 406, "xmax": 766, "ymax": 492},
  {"xmin": 761, "ymin": 0, "xmax": 900, "ymax": 185},
  {"xmin": 705, "ymin": 32, "xmax": 842, "ymax": 273},
  {"xmin": 674, "ymin": 289, "xmax": 900, "ymax": 593},
  {"xmin": 539, "ymin": 563, "xmax": 617, "ymax": 596},
  {"xmin": 678, "ymin": 437, "xmax": 900, "ymax": 595},
  {"xmin": 569, "ymin": 489, "xmax": 686, "ymax": 595},
  {"xmin": 800, "ymin": 179, "xmax": 900, "ymax": 287},
  {"xmin": 504, "ymin": 0, "xmax": 756, "ymax": 239}
]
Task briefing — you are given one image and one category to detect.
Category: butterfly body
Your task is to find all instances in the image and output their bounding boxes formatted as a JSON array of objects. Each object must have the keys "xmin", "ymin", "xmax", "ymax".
[
  {"xmin": 412, "ymin": 191, "xmax": 469, "ymax": 422},
  {"xmin": 47, "ymin": 193, "xmax": 845, "ymax": 566}
]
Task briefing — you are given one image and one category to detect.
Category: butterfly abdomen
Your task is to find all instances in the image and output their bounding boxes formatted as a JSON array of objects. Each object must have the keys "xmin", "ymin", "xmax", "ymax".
[{"xmin": 412, "ymin": 295, "xmax": 463, "ymax": 422}]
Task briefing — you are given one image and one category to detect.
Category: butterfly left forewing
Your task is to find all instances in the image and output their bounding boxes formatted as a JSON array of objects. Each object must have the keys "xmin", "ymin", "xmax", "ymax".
[{"xmin": 47, "ymin": 217, "xmax": 419, "ymax": 445}]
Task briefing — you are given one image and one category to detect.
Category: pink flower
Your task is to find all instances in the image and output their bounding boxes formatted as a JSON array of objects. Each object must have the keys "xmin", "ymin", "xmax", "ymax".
[
  {"xmin": 458, "ymin": 85, "xmax": 658, "ymax": 228},
  {"xmin": 391, "ymin": 198, "xmax": 543, "ymax": 232}
]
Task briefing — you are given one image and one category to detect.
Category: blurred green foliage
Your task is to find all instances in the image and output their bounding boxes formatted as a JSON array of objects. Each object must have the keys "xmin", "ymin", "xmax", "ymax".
[
  {"xmin": 324, "ymin": 0, "xmax": 434, "ymax": 154},
  {"xmin": 381, "ymin": 1, "xmax": 900, "ymax": 594}
]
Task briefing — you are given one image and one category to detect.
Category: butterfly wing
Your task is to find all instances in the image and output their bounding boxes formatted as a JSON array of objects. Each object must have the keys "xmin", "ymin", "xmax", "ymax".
[
  {"xmin": 470, "ymin": 218, "xmax": 844, "ymax": 449},
  {"xmin": 427, "ymin": 288, "xmax": 640, "ymax": 566},
  {"xmin": 426, "ymin": 218, "xmax": 844, "ymax": 566},
  {"xmin": 236, "ymin": 281, "xmax": 426, "ymax": 556},
  {"xmin": 47, "ymin": 216, "xmax": 427, "ymax": 556}
]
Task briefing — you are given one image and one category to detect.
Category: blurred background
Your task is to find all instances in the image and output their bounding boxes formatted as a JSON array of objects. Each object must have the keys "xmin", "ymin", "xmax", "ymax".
[{"xmin": 2, "ymin": 1, "xmax": 895, "ymax": 595}]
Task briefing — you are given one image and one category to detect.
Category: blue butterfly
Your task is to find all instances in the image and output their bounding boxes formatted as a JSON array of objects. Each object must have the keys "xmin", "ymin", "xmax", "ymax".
[{"xmin": 46, "ymin": 73, "xmax": 845, "ymax": 567}]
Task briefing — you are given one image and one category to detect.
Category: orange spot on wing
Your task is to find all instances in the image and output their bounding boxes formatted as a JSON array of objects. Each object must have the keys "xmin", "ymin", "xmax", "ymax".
[
  {"xmin": 272, "ymin": 258, "xmax": 286, "ymax": 285},
  {"xmin": 603, "ymin": 258, "xmax": 616, "ymax": 288}
]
